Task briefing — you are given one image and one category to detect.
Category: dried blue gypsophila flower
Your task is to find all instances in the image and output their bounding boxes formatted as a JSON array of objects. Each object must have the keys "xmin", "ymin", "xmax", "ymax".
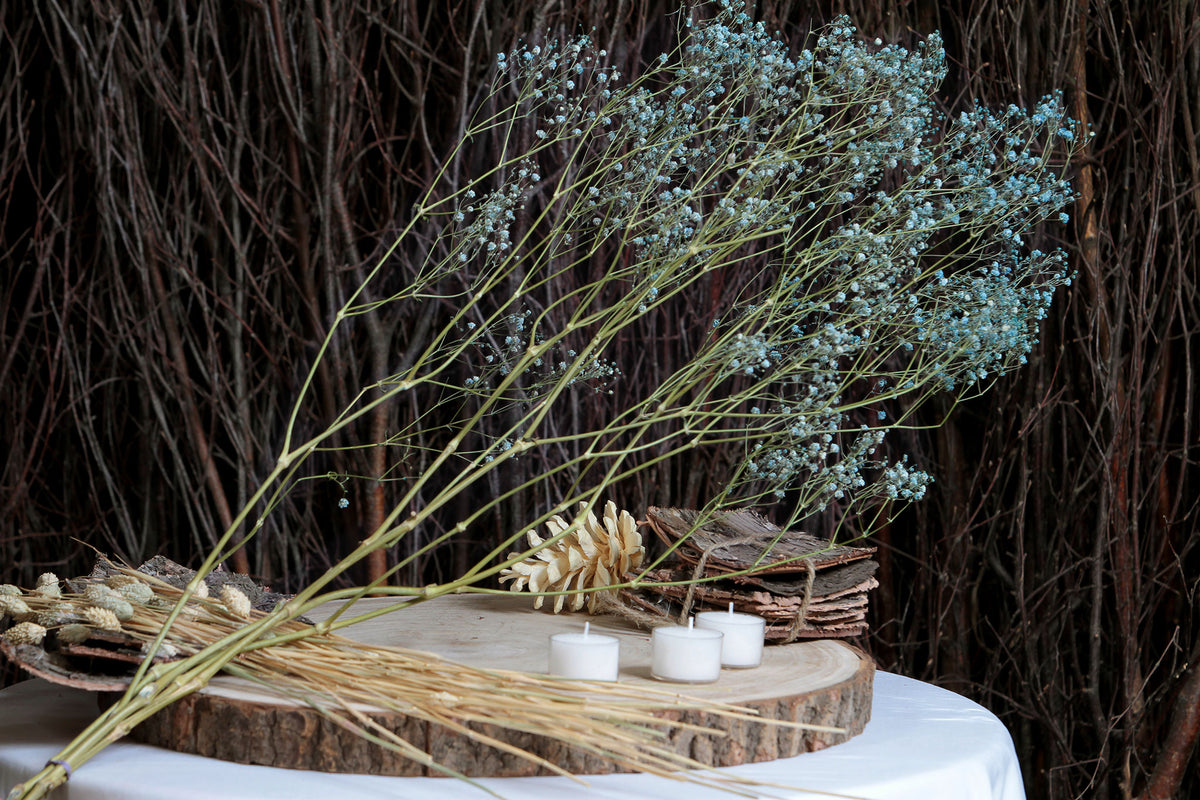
[{"xmin": 434, "ymin": 0, "xmax": 1080, "ymax": 524}]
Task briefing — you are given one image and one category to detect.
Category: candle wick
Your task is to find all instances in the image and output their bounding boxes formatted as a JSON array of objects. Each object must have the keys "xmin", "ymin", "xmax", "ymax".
[{"xmin": 584, "ymin": 621, "xmax": 590, "ymax": 637}]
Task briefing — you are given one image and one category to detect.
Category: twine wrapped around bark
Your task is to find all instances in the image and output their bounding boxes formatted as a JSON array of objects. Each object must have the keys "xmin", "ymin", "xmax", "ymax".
[
  {"xmin": 678, "ymin": 535, "xmax": 764, "ymax": 621},
  {"xmin": 783, "ymin": 561, "xmax": 816, "ymax": 643},
  {"xmin": 675, "ymin": 535, "xmax": 815, "ymax": 640}
]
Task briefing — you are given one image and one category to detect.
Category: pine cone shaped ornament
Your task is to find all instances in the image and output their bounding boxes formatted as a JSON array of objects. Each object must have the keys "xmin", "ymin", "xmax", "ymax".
[{"xmin": 500, "ymin": 501, "xmax": 644, "ymax": 613}]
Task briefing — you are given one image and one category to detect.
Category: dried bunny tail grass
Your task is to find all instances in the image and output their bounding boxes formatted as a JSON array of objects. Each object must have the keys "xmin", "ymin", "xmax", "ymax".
[
  {"xmin": 98, "ymin": 567, "xmax": 200, "ymax": 608},
  {"xmin": 141, "ymin": 640, "xmax": 179, "ymax": 658},
  {"xmin": 117, "ymin": 583, "xmax": 155, "ymax": 605},
  {"xmin": 219, "ymin": 585, "xmax": 252, "ymax": 618},
  {"xmin": 35, "ymin": 573, "xmax": 61, "ymax": 598},
  {"xmin": 37, "ymin": 608, "xmax": 83, "ymax": 627},
  {"xmin": 84, "ymin": 584, "xmax": 120, "ymax": 602},
  {"xmin": 3, "ymin": 621, "xmax": 47, "ymax": 646},
  {"xmin": 82, "ymin": 606, "xmax": 122, "ymax": 631},
  {"xmin": 0, "ymin": 595, "xmax": 33, "ymax": 621},
  {"xmin": 87, "ymin": 595, "xmax": 135, "ymax": 621},
  {"xmin": 57, "ymin": 624, "xmax": 93, "ymax": 644}
]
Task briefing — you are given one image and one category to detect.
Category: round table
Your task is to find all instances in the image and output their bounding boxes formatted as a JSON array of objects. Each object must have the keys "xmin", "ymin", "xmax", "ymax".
[{"xmin": 0, "ymin": 672, "xmax": 1023, "ymax": 799}]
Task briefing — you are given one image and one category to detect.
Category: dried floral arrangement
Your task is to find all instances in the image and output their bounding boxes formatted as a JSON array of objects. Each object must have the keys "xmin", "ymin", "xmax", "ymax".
[
  {"xmin": 4, "ymin": 562, "xmax": 833, "ymax": 793},
  {"xmin": 4, "ymin": 1, "xmax": 1080, "ymax": 796}
]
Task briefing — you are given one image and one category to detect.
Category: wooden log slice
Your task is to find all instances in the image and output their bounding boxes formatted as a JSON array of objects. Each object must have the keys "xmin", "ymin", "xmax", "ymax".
[{"xmin": 127, "ymin": 594, "xmax": 873, "ymax": 777}]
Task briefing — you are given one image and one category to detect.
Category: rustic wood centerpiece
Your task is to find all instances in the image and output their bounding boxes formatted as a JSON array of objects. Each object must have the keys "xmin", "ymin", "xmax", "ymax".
[{"xmin": 127, "ymin": 594, "xmax": 874, "ymax": 777}]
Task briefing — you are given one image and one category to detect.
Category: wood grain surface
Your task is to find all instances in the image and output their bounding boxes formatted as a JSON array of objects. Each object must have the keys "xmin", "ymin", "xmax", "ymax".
[{"xmin": 127, "ymin": 594, "xmax": 874, "ymax": 776}]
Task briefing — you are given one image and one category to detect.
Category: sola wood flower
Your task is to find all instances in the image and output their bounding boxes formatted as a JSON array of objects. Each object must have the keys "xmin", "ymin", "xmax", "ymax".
[
  {"xmin": 82, "ymin": 606, "xmax": 122, "ymax": 631},
  {"xmin": 500, "ymin": 501, "xmax": 644, "ymax": 613}
]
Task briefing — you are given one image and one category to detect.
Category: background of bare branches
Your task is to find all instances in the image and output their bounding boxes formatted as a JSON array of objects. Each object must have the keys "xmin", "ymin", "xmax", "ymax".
[{"xmin": 2, "ymin": 1, "xmax": 1196, "ymax": 798}]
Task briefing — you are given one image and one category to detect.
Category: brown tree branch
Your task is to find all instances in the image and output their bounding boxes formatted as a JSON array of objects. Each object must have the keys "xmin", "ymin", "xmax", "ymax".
[{"xmin": 1136, "ymin": 650, "xmax": 1200, "ymax": 800}]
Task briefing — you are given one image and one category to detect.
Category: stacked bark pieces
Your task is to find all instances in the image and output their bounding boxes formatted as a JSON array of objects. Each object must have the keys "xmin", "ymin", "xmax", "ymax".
[{"xmin": 631, "ymin": 507, "xmax": 879, "ymax": 641}]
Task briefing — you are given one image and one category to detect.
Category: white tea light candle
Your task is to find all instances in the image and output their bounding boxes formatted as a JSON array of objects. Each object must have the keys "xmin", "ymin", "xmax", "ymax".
[
  {"xmin": 696, "ymin": 602, "xmax": 766, "ymax": 668},
  {"xmin": 548, "ymin": 621, "xmax": 620, "ymax": 681},
  {"xmin": 650, "ymin": 617, "xmax": 723, "ymax": 683}
]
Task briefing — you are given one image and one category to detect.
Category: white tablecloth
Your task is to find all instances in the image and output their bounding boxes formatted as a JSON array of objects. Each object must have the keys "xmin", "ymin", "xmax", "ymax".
[{"xmin": 0, "ymin": 672, "xmax": 1024, "ymax": 800}]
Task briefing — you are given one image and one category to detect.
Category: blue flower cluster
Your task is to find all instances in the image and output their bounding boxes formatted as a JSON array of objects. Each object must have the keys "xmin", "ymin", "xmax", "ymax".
[
  {"xmin": 457, "ymin": 306, "xmax": 622, "ymax": 402},
  {"xmin": 722, "ymin": 333, "xmax": 785, "ymax": 377},
  {"xmin": 664, "ymin": 4, "xmax": 1076, "ymax": 508},
  {"xmin": 913, "ymin": 249, "xmax": 1069, "ymax": 387},
  {"xmin": 448, "ymin": 0, "xmax": 1079, "ymax": 518},
  {"xmin": 881, "ymin": 457, "xmax": 930, "ymax": 501}
]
